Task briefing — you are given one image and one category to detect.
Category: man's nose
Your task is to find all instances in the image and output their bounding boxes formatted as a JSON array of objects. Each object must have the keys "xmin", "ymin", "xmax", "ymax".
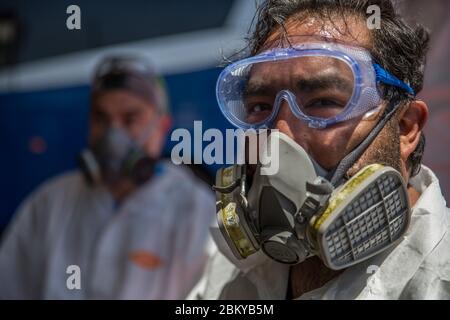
[
  {"xmin": 272, "ymin": 99, "xmax": 297, "ymax": 136},
  {"xmin": 271, "ymin": 99, "xmax": 311, "ymax": 152},
  {"xmin": 107, "ymin": 117, "xmax": 125, "ymax": 130}
]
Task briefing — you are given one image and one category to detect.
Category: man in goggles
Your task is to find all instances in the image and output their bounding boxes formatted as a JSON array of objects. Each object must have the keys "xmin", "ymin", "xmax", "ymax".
[{"xmin": 190, "ymin": 0, "xmax": 450, "ymax": 300}]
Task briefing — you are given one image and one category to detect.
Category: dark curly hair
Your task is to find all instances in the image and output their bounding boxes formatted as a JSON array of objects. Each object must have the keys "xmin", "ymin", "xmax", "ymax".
[{"xmin": 243, "ymin": 0, "xmax": 430, "ymax": 176}]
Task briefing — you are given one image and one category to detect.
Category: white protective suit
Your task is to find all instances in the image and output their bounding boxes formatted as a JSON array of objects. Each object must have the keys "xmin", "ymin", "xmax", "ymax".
[
  {"xmin": 0, "ymin": 160, "xmax": 215, "ymax": 299},
  {"xmin": 188, "ymin": 165, "xmax": 450, "ymax": 300}
]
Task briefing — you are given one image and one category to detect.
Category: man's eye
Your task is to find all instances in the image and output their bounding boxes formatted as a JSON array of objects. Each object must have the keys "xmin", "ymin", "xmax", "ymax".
[
  {"xmin": 246, "ymin": 103, "xmax": 272, "ymax": 115},
  {"xmin": 124, "ymin": 113, "xmax": 139, "ymax": 126},
  {"xmin": 92, "ymin": 111, "xmax": 108, "ymax": 124},
  {"xmin": 125, "ymin": 115, "xmax": 136, "ymax": 123},
  {"xmin": 304, "ymin": 98, "xmax": 345, "ymax": 109}
]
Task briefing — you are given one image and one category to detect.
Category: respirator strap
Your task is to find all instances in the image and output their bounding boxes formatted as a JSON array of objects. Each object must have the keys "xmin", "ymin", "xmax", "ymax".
[{"xmin": 330, "ymin": 98, "xmax": 403, "ymax": 186}]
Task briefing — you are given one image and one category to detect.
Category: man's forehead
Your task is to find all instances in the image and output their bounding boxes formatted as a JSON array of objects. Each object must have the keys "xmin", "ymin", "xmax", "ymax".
[{"xmin": 261, "ymin": 14, "xmax": 372, "ymax": 52}]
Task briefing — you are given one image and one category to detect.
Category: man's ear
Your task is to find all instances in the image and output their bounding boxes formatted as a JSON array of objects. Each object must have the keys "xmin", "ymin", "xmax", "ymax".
[
  {"xmin": 147, "ymin": 114, "xmax": 173, "ymax": 159},
  {"xmin": 399, "ymin": 100, "xmax": 428, "ymax": 164},
  {"xmin": 159, "ymin": 114, "xmax": 173, "ymax": 134}
]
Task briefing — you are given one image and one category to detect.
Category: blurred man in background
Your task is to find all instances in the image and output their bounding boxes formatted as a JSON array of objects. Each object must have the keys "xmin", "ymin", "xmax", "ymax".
[{"xmin": 0, "ymin": 55, "xmax": 215, "ymax": 299}]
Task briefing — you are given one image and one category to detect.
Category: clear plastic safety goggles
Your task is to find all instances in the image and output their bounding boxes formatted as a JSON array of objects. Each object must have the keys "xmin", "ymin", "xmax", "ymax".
[{"xmin": 216, "ymin": 41, "xmax": 415, "ymax": 129}]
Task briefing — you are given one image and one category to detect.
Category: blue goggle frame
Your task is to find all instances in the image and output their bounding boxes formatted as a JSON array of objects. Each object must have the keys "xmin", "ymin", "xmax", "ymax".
[{"xmin": 216, "ymin": 42, "xmax": 415, "ymax": 129}]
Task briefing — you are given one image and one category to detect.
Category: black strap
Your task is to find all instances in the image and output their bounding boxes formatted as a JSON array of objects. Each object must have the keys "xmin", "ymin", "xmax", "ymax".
[{"xmin": 330, "ymin": 98, "xmax": 402, "ymax": 186}]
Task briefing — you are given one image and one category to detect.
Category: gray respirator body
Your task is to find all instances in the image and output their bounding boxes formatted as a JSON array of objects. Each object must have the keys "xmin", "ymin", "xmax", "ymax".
[
  {"xmin": 215, "ymin": 132, "xmax": 410, "ymax": 270},
  {"xmin": 79, "ymin": 126, "xmax": 156, "ymax": 186}
]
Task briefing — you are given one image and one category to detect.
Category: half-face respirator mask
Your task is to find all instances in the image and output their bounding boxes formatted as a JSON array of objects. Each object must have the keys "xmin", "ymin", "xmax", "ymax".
[
  {"xmin": 213, "ymin": 41, "xmax": 414, "ymax": 270},
  {"xmin": 215, "ymin": 132, "xmax": 410, "ymax": 270},
  {"xmin": 79, "ymin": 125, "xmax": 157, "ymax": 186}
]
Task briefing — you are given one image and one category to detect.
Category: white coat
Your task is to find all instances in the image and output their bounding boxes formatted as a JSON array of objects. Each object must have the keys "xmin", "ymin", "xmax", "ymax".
[
  {"xmin": 0, "ymin": 160, "xmax": 215, "ymax": 299},
  {"xmin": 188, "ymin": 165, "xmax": 450, "ymax": 300}
]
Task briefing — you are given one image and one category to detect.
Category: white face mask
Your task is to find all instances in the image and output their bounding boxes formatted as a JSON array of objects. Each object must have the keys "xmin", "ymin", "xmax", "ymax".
[
  {"xmin": 91, "ymin": 126, "xmax": 156, "ymax": 185},
  {"xmin": 214, "ymin": 132, "xmax": 411, "ymax": 270},
  {"xmin": 79, "ymin": 119, "xmax": 160, "ymax": 186}
]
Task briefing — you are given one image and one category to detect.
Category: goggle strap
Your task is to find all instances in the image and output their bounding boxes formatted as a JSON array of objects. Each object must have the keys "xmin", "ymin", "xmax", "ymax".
[{"xmin": 373, "ymin": 63, "xmax": 415, "ymax": 96}]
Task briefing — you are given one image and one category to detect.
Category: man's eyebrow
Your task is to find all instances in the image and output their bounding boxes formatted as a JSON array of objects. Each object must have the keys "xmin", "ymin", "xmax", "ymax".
[
  {"xmin": 296, "ymin": 75, "xmax": 353, "ymax": 94},
  {"xmin": 243, "ymin": 74, "xmax": 354, "ymax": 97},
  {"xmin": 91, "ymin": 105, "xmax": 106, "ymax": 114},
  {"xmin": 243, "ymin": 82, "xmax": 277, "ymax": 97}
]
